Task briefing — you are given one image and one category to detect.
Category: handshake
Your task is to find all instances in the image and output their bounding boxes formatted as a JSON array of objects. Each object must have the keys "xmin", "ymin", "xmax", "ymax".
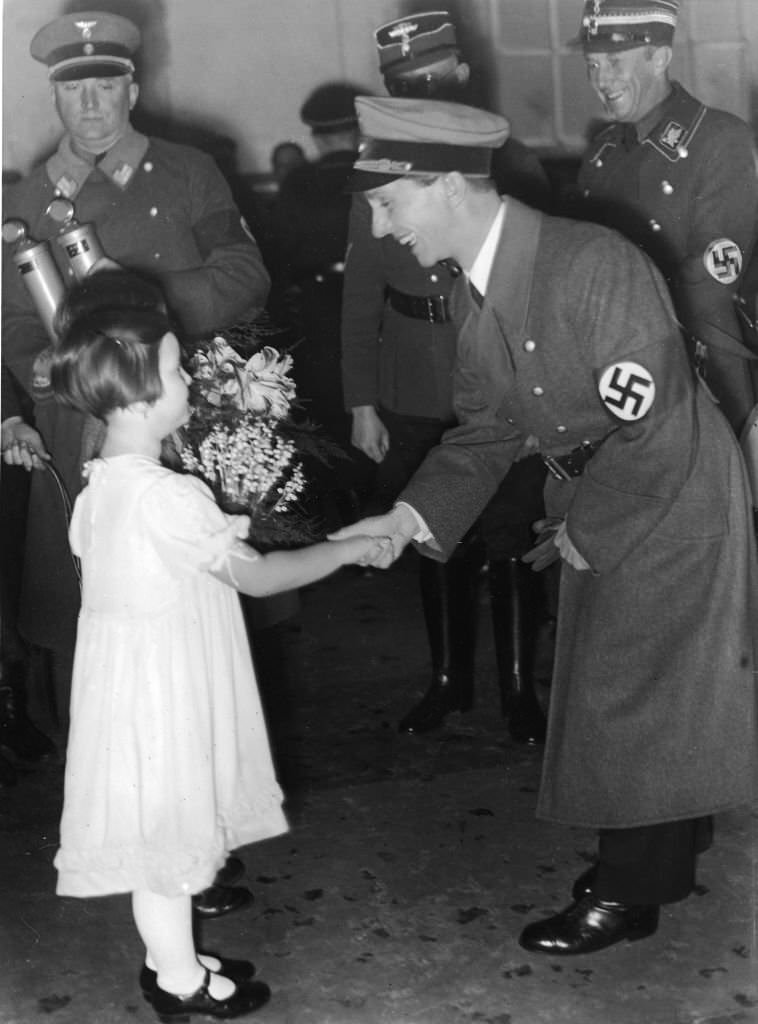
[
  {"xmin": 329, "ymin": 505, "xmax": 419, "ymax": 569},
  {"xmin": 330, "ymin": 508, "xmax": 591, "ymax": 573}
]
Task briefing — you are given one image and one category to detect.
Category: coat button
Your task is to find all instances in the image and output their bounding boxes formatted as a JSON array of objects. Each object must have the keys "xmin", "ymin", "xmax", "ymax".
[
  {"xmin": 506, "ymin": 417, "xmax": 515, "ymax": 425},
  {"xmin": 524, "ymin": 339, "xmax": 536, "ymax": 352},
  {"xmin": 649, "ymin": 219, "xmax": 661, "ymax": 232},
  {"xmin": 556, "ymin": 425, "xmax": 567, "ymax": 433},
  {"xmin": 532, "ymin": 386, "xmax": 544, "ymax": 396},
  {"xmin": 677, "ymin": 146, "xmax": 688, "ymax": 159},
  {"xmin": 661, "ymin": 180, "xmax": 673, "ymax": 195},
  {"xmin": 144, "ymin": 161, "xmax": 153, "ymax": 172},
  {"xmin": 594, "ymin": 158, "xmax": 603, "ymax": 168},
  {"xmin": 150, "ymin": 207, "xmax": 158, "ymax": 217},
  {"xmin": 430, "ymin": 273, "xmax": 438, "ymax": 283}
]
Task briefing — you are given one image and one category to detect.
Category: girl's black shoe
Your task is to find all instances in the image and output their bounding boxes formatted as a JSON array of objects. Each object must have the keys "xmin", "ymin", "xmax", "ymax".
[
  {"xmin": 151, "ymin": 969, "xmax": 270, "ymax": 1021},
  {"xmin": 140, "ymin": 956, "xmax": 256, "ymax": 1000}
]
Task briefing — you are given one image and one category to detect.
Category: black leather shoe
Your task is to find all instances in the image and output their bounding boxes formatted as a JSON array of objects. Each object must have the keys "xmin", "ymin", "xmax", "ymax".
[
  {"xmin": 214, "ymin": 856, "xmax": 245, "ymax": 888},
  {"xmin": 140, "ymin": 955, "xmax": 256, "ymax": 1000},
  {"xmin": 507, "ymin": 693, "xmax": 547, "ymax": 745},
  {"xmin": 192, "ymin": 885, "xmax": 253, "ymax": 919},
  {"xmin": 151, "ymin": 969, "xmax": 270, "ymax": 1021},
  {"xmin": 398, "ymin": 676, "xmax": 472, "ymax": 734},
  {"xmin": 571, "ymin": 863, "xmax": 597, "ymax": 901},
  {"xmin": 518, "ymin": 895, "xmax": 659, "ymax": 955}
]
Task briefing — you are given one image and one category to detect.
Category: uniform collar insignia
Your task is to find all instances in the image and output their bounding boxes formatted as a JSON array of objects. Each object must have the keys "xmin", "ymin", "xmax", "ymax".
[
  {"xmin": 46, "ymin": 127, "xmax": 149, "ymax": 199},
  {"xmin": 658, "ymin": 120, "xmax": 685, "ymax": 151}
]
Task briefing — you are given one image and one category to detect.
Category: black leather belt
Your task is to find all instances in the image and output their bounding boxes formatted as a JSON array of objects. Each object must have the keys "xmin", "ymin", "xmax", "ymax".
[
  {"xmin": 542, "ymin": 440, "xmax": 603, "ymax": 481},
  {"xmin": 387, "ymin": 285, "xmax": 451, "ymax": 323}
]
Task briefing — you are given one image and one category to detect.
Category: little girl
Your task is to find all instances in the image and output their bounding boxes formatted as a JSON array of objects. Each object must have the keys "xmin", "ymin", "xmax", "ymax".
[{"xmin": 50, "ymin": 300, "xmax": 388, "ymax": 1021}]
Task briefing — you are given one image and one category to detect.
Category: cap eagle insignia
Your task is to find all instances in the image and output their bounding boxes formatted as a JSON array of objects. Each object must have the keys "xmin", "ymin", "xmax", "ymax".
[
  {"xmin": 388, "ymin": 20, "xmax": 418, "ymax": 56},
  {"xmin": 74, "ymin": 20, "xmax": 98, "ymax": 40}
]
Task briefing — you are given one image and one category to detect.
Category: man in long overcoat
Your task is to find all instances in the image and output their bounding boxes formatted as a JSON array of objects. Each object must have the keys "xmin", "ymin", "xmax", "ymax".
[{"xmin": 334, "ymin": 95, "xmax": 758, "ymax": 955}]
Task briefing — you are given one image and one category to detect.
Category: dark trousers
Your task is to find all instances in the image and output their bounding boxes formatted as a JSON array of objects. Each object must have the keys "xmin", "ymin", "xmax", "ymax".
[{"xmin": 594, "ymin": 815, "xmax": 713, "ymax": 905}]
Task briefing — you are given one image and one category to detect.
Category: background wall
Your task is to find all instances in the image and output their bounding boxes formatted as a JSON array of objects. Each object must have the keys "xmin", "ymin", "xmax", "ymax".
[{"xmin": 4, "ymin": 0, "xmax": 758, "ymax": 179}]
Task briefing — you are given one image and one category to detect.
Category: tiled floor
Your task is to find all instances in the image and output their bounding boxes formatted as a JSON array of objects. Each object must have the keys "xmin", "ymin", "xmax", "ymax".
[{"xmin": 2, "ymin": 555, "xmax": 757, "ymax": 1024}]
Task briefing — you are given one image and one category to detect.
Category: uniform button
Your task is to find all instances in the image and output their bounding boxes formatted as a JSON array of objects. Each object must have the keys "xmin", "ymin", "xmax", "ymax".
[
  {"xmin": 556, "ymin": 425, "xmax": 567, "ymax": 433},
  {"xmin": 144, "ymin": 161, "xmax": 153, "ymax": 172},
  {"xmin": 524, "ymin": 339, "xmax": 536, "ymax": 352},
  {"xmin": 153, "ymin": 252, "xmax": 161, "ymax": 260},
  {"xmin": 149, "ymin": 207, "xmax": 158, "ymax": 217},
  {"xmin": 430, "ymin": 273, "xmax": 438, "ymax": 283},
  {"xmin": 661, "ymin": 180, "xmax": 673, "ymax": 195},
  {"xmin": 649, "ymin": 219, "xmax": 661, "ymax": 232},
  {"xmin": 532, "ymin": 386, "xmax": 544, "ymax": 396},
  {"xmin": 594, "ymin": 158, "xmax": 603, "ymax": 168},
  {"xmin": 677, "ymin": 146, "xmax": 688, "ymax": 159},
  {"xmin": 583, "ymin": 188, "xmax": 590, "ymax": 197},
  {"xmin": 506, "ymin": 417, "xmax": 515, "ymax": 425}
]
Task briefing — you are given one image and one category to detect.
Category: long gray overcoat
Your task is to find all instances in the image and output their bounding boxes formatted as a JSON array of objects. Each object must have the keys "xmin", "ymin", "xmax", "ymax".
[{"xmin": 402, "ymin": 199, "xmax": 758, "ymax": 829}]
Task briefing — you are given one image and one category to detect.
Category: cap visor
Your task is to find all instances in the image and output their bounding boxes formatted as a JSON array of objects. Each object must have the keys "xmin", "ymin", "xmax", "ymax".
[
  {"xmin": 344, "ymin": 169, "xmax": 403, "ymax": 192},
  {"xmin": 51, "ymin": 61, "xmax": 133, "ymax": 82}
]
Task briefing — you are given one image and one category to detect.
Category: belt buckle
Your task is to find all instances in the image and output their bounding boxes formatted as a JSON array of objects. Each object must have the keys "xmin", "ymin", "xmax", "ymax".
[{"xmin": 542, "ymin": 454, "xmax": 573, "ymax": 482}]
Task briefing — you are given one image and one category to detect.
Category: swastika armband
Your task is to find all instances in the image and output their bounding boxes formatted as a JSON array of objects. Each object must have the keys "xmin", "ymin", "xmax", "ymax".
[
  {"xmin": 703, "ymin": 238, "xmax": 742, "ymax": 285},
  {"xmin": 597, "ymin": 361, "xmax": 656, "ymax": 421}
]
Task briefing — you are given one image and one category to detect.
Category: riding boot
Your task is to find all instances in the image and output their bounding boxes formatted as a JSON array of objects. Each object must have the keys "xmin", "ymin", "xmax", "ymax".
[
  {"xmin": 398, "ymin": 547, "xmax": 482, "ymax": 734},
  {"xmin": 488, "ymin": 556, "xmax": 547, "ymax": 745}
]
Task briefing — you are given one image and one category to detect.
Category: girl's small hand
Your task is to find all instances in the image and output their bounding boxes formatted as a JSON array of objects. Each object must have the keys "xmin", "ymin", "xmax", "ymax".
[{"xmin": 341, "ymin": 534, "xmax": 395, "ymax": 569}]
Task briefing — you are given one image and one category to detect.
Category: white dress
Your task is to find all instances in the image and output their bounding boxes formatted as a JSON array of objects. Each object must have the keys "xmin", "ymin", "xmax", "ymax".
[{"xmin": 54, "ymin": 455, "xmax": 288, "ymax": 898}]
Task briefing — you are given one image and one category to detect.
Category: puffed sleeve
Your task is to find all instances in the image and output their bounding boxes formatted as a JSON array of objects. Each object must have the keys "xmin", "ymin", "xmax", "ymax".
[{"xmin": 141, "ymin": 473, "xmax": 256, "ymax": 576}]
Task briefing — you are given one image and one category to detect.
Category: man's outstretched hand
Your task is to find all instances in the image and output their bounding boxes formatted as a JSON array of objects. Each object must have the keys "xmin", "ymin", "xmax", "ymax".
[{"xmin": 329, "ymin": 504, "xmax": 419, "ymax": 569}]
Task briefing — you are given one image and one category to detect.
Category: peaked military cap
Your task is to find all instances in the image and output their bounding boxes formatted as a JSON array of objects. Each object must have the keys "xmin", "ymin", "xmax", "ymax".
[
  {"xmin": 300, "ymin": 83, "xmax": 361, "ymax": 135},
  {"xmin": 347, "ymin": 96, "xmax": 509, "ymax": 191},
  {"xmin": 30, "ymin": 11, "xmax": 140, "ymax": 81},
  {"xmin": 572, "ymin": 0, "xmax": 679, "ymax": 52},
  {"xmin": 375, "ymin": 11, "xmax": 458, "ymax": 75}
]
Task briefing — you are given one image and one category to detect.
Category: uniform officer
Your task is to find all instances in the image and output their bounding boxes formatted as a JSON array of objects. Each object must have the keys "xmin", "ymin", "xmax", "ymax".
[
  {"xmin": 268, "ymin": 82, "xmax": 374, "ymax": 527},
  {"xmin": 334, "ymin": 95, "xmax": 758, "ymax": 955},
  {"xmin": 2, "ymin": 10, "xmax": 269, "ymax": 918},
  {"xmin": 568, "ymin": 0, "xmax": 758, "ymax": 433},
  {"xmin": 342, "ymin": 11, "xmax": 552, "ymax": 742}
]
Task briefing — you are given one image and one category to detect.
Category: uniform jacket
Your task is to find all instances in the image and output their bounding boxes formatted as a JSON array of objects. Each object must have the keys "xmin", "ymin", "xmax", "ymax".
[
  {"xmin": 403, "ymin": 199, "xmax": 757, "ymax": 827},
  {"xmin": 341, "ymin": 137, "xmax": 550, "ymax": 421},
  {"xmin": 574, "ymin": 82, "xmax": 758, "ymax": 430},
  {"xmin": 2, "ymin": 129, "xmax": 270, "ymax": 649}
]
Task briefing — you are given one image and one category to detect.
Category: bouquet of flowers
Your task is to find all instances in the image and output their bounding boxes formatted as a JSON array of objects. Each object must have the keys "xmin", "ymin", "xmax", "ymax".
[{"xmin": 178, "ymin": 331, "xmax": 326, "ymax": 549}]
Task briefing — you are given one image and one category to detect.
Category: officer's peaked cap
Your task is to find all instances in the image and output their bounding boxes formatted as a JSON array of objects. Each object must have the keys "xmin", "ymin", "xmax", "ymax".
[
  {"xmin": 347, "ymin": 96, "xmax": 509, "ymax": 191},
  {"xmin": 300, "ymin": 83, "xmax": 361, "ymax": 135},
  {"xmin": 571, "ymin": 0, "xmax": 679, "ymax": 53},
  {"xmin": 31, "ymin": 11, "xmax": 140, "ymax": 82},
  {"xmin": 375, "ymin": 11, "xmax": 459, "ymax": 76}
]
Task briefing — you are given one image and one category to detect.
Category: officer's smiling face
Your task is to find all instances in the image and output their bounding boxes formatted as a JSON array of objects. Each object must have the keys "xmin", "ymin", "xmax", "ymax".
[
  {"xmin": 52, "ymin": 74, "xmax": 139, "ymax": 155},
  {"xmin": 366, "ymin": 177, "xmax": 452, "ymax": 266},
  {"xmin": 584, "ymin": 45, "xmax": 669, "ymax": 123}
]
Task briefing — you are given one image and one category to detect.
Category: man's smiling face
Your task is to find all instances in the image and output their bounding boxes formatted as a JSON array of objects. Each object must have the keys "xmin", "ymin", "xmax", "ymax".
[{"xmin": 365, "ymin": 176, "xmax": 452, "ymax": 267}]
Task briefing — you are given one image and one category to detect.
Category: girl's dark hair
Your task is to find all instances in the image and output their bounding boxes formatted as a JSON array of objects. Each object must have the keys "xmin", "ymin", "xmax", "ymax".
[
  {"xmin": 51, "ymin": 307, "xmax": 172, "ymax": 419},
  {"xmin": 54, "ymin": 268, "xmax": 168, "ymax": 339}
]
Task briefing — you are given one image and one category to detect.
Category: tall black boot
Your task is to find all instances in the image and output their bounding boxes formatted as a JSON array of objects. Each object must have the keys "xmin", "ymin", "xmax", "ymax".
[
  {"xmin": 488, "ymin": 557, "xmax": 547, "ymax": 745},
  {"xmin": 398, "ymin": 548, "xmax": 482, "ymax": 734}
]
